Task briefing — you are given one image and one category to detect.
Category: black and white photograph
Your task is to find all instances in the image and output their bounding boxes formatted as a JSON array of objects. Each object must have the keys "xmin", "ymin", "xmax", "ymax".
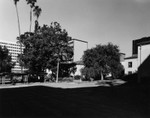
[{"xmin": 0, "ymin": 0, "xmax": 150, "ymax": 118}]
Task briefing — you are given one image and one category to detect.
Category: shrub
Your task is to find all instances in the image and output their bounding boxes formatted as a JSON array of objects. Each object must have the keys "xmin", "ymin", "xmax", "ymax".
[
  {"xmin": 11, "ymin": 77, "xmax": 17, "ymax": 85},
  {"xmin": 74, "ymin": 75, "xmax": 81, "ymax": 80},
  {"xmin": 61, "ymin": 77, "xmax": 73, "ymax": 82}
]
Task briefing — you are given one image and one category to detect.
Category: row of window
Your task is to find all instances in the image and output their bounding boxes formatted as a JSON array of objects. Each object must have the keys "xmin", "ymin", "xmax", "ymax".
[
  {"xmin": 11, "ymin": 53, "xmax": 20, "ymax": 55},
  {"xmin": 12, "ymin": 58, "xmax": 17, "ymax": 60},
  {"xmin": 12, "ymin": 55, "xmax": 18, "ymax": 58},
  {"xmin": 13, "ymin": 66, "xmax": 21, "ymax": 69},
  {"xmin": 7, "ymin": 46, "xmax": 21, "ymax": 50},
  {"xmin": 9, "ymin": 49, "xmax": 21, "ymax": 52}
]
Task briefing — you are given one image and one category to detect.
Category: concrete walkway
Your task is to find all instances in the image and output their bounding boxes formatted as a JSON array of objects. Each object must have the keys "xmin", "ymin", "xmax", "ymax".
[{"xmin": 0, "ymin": 79, "xmax": 126, "ymax": 89}]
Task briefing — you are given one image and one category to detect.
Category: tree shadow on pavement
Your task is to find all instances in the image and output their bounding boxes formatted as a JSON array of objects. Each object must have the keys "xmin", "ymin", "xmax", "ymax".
[{"xmin": 0, "ymin": 82, "xmax": 149, "ymax": 118}]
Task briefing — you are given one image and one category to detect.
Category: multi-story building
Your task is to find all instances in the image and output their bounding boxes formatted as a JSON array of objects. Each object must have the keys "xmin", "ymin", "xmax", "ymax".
[{"xmin": 0, "ymin": 40, "xmax": 24, "ymax": 73}]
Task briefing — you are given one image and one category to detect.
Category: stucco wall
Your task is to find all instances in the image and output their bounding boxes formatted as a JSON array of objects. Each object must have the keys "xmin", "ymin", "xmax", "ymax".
[
  {"xmin": 138, "ymin": 44, "xmax": 150, "ymax": 79},
  {"xmin": 138, "ymin": 44, "xmax": 150, "ymax": 67},
  {"xmin": 123, "ymin": 58, "xmax": 138, "ymax": 75},
  {"xmin": 75, "ymin": 65, "xmax": 84, "ymax": 75}
]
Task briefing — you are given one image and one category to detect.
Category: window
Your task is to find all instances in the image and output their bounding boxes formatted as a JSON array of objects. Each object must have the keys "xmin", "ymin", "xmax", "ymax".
[
  {"xmin": 128, "ymin": 62, "xmax": 132, "ymax": 68},
  {"xmin": 128, "ymin": 71, "xmax": 132, "ymax": 75}
]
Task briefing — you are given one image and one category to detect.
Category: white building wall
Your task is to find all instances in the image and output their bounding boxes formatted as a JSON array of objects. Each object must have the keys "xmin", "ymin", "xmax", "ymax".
[
  {"xmin": 138, "ymin": 44, "xmax": 150, "ymax": 80},
  {"xmin": 74, "ymin": 65, "xmax": 84, "ymax": 75},
  {"xmin": 74, "ymin": 40, "xmax": 87, "ymax": 61},
  {"xmin": 124, "ymin": 58, "xmax": 138, "ymax": 75},
  {"xmin": 138, "ymin": 44, "xmax": 150, "ymax": 67}
]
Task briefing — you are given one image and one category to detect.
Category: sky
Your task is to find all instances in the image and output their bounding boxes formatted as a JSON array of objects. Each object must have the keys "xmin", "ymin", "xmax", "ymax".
[{"xmin": 1, "ymin": 0, "xmax": 150, "ymax": 61}]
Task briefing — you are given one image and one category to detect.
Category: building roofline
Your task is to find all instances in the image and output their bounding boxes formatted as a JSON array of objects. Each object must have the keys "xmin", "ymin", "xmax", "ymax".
[
  {"xmin": 74, "ymin": 60, "xmax": 84, "ymax": 65},
  {"xmin": 125, "ymin": 55, "xmax": 138, "ymax": 60},
  {"xmin": 119, "ymin": 52, "xmax": 125, "ymax": 55},
  {"xmin": 137, "ymin": 40, "xmax": 150, "ymax": 46},
  {"xmin": 0, "ymin": 40, "xmax": 17, "ymax": 44}
]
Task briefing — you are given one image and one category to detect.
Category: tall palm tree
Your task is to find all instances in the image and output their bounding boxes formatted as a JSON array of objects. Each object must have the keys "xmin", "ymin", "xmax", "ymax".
[
  {"xmin": 33, "ymin": 5, "xmax": 42, "ymax": 21},
  {"xmin": 26, "ymin": 0, "xmax": 37, "ymax": 32},
  {"xmin": 33, "ymin": 6, "xmax": 42, "ymax": 32},
  {"xmin": 13, "ymin": 0, "xmax": 23, "ymax": 74},
  {"xmin": 13, "ymin": 0, "xmax": 21, "ymax": 36}
]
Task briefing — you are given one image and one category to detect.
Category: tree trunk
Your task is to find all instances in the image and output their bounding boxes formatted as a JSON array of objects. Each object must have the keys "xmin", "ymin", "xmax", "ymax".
[
  {"xmin": 56, "ymin": 60, "xmax": 60, "ymax": 83},
  {"xmin": 15, "ymin": 4, "xmax": 23, "ymax": 74},
  {"xmin": 101, "ymin": 71, "xmax": 104, "ymax": 81},
  {"xmin": 29, "ymin": 7, "xmax": 32, "ymax": 32},
  {"xmin": 15, "ymin": 5, "xmax": 21, "ymax": 36}
]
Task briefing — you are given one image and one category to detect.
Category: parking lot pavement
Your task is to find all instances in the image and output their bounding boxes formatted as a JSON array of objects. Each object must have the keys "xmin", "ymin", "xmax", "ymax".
[{"xmin": 0, "ymin": 80, "xmax": 148, "ymax": 118}]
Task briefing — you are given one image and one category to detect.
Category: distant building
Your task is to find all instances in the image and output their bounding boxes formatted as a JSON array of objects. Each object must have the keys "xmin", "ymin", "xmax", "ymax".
[
  {"xmin": 123, "ymin": 37, "xmax": 150, "ymax": 75},
  {"xmin": 119, "ymin": 53, "xmax": 126, "ymax": 62},
  {"xmin": 72, "ymin": 39, "xmax": 88, "ymax": 62},
  {"xmin": 123, "ymin": 55, "xmax": 138, "ymax": 75},
  {"xmin": 74, "ymin": 60, "xmax": 84, "ymax": 76},
  {"xmin": 0, "ymin": 41, "xmax": 25, "ymax": 73}
]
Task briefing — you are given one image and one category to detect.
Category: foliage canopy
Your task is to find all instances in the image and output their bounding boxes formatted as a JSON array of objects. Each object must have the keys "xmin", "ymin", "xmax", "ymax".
[
  {"xmin": 0, "ymin": 46, "xmax": 15, "ymax": 73},
  {"xmin": 81, "ymin": 43, "xmax": 124, "ymax": 80},
  {"xmin": 18, "ymin": 22, "xmax": 75, "ymax": 76}
]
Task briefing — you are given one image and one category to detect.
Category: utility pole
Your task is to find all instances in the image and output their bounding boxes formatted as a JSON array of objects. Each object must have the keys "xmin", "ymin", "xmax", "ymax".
[{"xmin": 56, "ymin": 58, "xmax": 60, "ymax": 83}]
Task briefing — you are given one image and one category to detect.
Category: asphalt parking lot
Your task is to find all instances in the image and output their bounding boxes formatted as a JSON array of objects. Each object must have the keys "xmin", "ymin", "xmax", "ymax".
[{"xmin": 0, "ymin": 82, "xmax": 149, "ymax": 118}]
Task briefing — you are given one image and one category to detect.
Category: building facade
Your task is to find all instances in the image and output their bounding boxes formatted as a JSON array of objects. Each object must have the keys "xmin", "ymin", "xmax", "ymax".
[
  {"xmin": 0, "ymin": 41, "xmax": 24, "ymax": 73},
  {"xmin": 123, "ymin": 55, "xmax": 138, "ymax": 75},
  {"xmin": 137, "ymin": 42, "xmax": 150, "ymax": 67},
  {"xmin": 74, "ymin": 60, "xmax": 84, "ymax": 76},
  {"xmin": 123, "ymin": 37, "xmax": 150, "ymax": 75},
  {"xmin": 137, "ymin": 41, "xmax": 150, "ymax": 80}
]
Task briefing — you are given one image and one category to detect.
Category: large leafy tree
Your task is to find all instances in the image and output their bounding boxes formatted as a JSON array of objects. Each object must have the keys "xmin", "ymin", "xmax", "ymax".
[
  {"xmin": 82, "ymin": 43, "xmax": 124, "ymax": 80},
  {"xmin": 0, "ymin": 46, "xmax": 15, "ymax": 73},
  {"xmin": 18, "ymin": 22, "xmax": 74, "ymax": 76}
]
